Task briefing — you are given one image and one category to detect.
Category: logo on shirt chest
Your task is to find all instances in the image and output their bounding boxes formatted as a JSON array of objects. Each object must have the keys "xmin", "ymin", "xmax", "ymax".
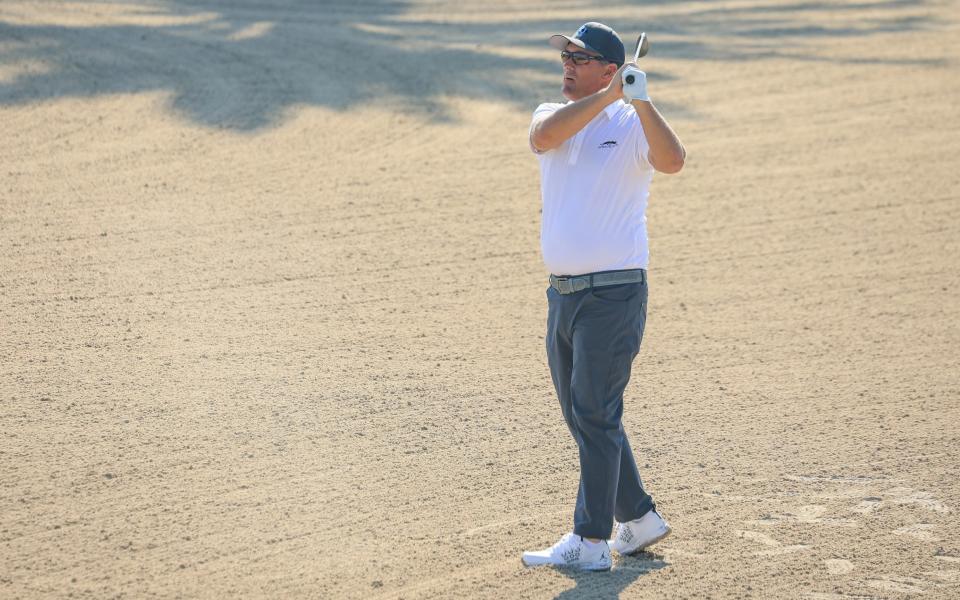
[{"xmin": 598, "ymin": 140, "xmax": 619, "ymax": 149}]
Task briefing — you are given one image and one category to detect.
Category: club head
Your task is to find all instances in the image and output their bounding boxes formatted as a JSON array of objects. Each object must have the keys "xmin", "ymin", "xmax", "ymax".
[{"xmin": 634, "ymin": 33, "xmax": 650, "ymax": 61}]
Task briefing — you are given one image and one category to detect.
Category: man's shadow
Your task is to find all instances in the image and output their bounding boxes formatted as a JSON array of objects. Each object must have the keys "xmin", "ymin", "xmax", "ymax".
[{"xmin": 554, "ymin": 551, "xmax": 669, "ymax": 599}]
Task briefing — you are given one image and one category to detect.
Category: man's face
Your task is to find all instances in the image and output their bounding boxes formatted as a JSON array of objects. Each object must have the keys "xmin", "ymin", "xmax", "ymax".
[{"xmin": 560, "ymin": 42, "xmax": 617, "ymax": 101}]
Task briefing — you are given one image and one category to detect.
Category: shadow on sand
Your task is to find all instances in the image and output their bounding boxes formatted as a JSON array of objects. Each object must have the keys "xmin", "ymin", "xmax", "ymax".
[
  {"xmin": 0, "ymin": 0, "xmax": 945, "ymax": 130},
  {"xmin": 554, "ymin": 551, "xmax": 669, "ymax": 599}
]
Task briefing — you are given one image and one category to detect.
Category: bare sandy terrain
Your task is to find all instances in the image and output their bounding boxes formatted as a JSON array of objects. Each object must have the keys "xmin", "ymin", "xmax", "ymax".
[{"xmin": 2, "ymin": 0, "xmax": 959, "ymax": 598}]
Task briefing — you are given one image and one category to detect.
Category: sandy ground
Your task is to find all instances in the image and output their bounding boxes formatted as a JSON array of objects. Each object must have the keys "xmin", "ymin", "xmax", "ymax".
[{"xmin": 2, "ymin": 0, "xmax": 959, "ymax": 598}]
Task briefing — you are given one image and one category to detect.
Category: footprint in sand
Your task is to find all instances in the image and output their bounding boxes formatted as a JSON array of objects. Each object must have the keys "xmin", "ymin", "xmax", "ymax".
[
  {"xmin": 735, "ymin": 530, "xmax": 809, "ymax": 556},
  {"xmin": 751, "ymin": 504, "xmax": 857, "ymax": 528},
  {"xmin": 747, "ymin": 479, "xmax": 951, "ymax": 593},
  {"xmin": 924, "ymin": 569, "xmax": 960, "ymax": 583},
  {"xmin": 795, "ymin": 504, "xmax": 859, "ymax": 527},
  {"xmin": 865, "ymin": 575, "xmax": 929, "ymax": 594},
  {"xmin": 784, "ymin": 478, "xmax": 950, "ymax": 517},
  {"xmin": 736, "ymin": 530, "xmax": 780, "ymax": 546},
  {"xmin": 849, "ymin": 497, "xmax": 882, "ymax": 514},
  {"xmin": 886, "ymin": 488, "xmax": 951, "ymax": 514},
  {"xmin": 851, "ymin": 486, "xmax": 952, "ymax": 516},
  {"xmin": 935, "ymin": 552, "xmax": 960, "ymax": 564},
  {"xmin": 824, "ymin": 559, "xmax": 854, "ymax": 575},
  {"xmin": 893, "ymin": 523, "xmax": 939, "ymax": 542}
]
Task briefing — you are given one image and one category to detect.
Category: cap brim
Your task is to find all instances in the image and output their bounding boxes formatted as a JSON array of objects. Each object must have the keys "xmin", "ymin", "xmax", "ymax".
[{"xmin": 549, "ymin": 34, "xmax": 589, "ymax": 52}]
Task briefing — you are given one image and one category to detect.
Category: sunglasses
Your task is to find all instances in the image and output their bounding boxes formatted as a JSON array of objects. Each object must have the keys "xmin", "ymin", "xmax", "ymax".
[{"xmin": 560, "ymin": 50, "xmax": 611, "ymax": 66}]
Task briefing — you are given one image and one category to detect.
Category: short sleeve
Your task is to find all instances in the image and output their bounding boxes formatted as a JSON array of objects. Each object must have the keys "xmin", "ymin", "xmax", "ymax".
[
  {"xmin": 529, "ymin": 103, "xmax": 561, "ymax": 155},
  {"xmin": 633, "ymin": 116, "xmax": 653, "ymax": 171}
]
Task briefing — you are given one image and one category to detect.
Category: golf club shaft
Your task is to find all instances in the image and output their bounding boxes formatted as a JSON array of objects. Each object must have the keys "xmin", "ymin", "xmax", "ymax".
[{"xmin": 634, "ymin": 33, "xmax": 646, "ymax": 62}]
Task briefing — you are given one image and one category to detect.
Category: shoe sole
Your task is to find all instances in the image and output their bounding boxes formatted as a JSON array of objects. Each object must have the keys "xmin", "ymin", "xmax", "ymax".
[
  {"xmin": 521, "ymin": 558, "xmax": 612, "ymax": 572},
  {"xmin": 623, "ymin": 526, "xmax": 672, "ymax": 556}
]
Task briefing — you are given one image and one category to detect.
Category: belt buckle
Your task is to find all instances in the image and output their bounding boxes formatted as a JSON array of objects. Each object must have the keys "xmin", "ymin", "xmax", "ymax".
[{"xmin": 554, "ymin": 276, "xmax": 573, "ymax": 294}]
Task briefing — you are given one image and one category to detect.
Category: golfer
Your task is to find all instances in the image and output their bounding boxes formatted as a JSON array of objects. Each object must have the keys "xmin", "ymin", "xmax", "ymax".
[{"xmin": 521, "ymin": 22, "xmax": 686, "ymax": 571}]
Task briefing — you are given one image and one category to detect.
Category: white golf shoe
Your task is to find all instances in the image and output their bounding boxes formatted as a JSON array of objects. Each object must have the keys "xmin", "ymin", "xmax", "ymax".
[
  {"xmin": 609, "ymin": 510, "xmax": 672, "ymax": 555},
  {"xmin": 521, "ymin": 533, "xmax": 612, "ymax": 571}
]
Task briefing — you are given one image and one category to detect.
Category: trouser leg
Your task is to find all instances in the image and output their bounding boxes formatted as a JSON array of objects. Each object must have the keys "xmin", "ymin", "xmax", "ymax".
[
  {"xmin": 547, "ymin": 288, "xmax": 600, "ymax": 538},
  {"xmin": 614, "ymin": 431, "xmax": 656, "ymax": 523},
  {"xmin": 613, "ymin": 284, "xmax": 655, "ymax": 523},
  {"xmin": 568, "ymin": 282, "xmax": 651, "ymax": 539},
  {"xmin": 546, "ymin": 287, "xmax": 577, "ymax": 439}
]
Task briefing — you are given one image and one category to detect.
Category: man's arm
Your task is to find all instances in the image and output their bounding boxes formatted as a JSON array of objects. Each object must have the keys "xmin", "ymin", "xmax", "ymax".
[
  {"xmin": 631, "ymin": 100, "xmax": 686, "ymax": 174},
  {"xmin": 532, "ymin": 64, "xmax": 686, "ymax": 172},
  {"xmin": 530, "ymin": 91, "xmax": 618, "ymax": 153},
  {"xmin": 613, "ymin": 63, "xmax": 686, "ymax": 174}
]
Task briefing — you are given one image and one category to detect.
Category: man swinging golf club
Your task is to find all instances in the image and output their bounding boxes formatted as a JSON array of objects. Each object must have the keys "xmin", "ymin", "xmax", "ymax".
[{"xmin": 522, "ymin": 22, "xmax": 686, "ymax": 571}]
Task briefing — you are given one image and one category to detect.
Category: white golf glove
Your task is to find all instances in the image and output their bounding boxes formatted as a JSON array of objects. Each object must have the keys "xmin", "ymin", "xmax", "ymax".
[{"xmin": 621, "ymin": 66, "xmax": 649, "ymax": 102}]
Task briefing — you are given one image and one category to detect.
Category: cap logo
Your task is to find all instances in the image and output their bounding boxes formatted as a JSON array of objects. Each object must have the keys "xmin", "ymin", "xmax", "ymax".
[{"xmin": 576, "ymin": 25, "xmax": 588, "ymax": 38}]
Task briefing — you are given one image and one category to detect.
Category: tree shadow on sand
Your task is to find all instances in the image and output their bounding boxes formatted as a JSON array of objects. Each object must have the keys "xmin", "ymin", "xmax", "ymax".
[
  {"xmin": 554, "ymin": 551, "xmax": 669, "ymax": 599},
  {"xmin": 0, "ymin": 0, "xmax": 946, "ymax": 131}
]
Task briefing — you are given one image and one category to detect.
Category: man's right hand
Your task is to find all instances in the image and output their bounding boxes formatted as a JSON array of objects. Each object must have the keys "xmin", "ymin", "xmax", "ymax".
[{"xmin": 603, "ymin": 63, "xmax": 631, "ymax": 100}]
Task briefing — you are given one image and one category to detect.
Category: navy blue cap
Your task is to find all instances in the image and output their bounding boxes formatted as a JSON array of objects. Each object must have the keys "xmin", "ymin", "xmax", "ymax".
[{"xmin": 549, "ymin": 22, "xmax": 625, "ymax": 66}]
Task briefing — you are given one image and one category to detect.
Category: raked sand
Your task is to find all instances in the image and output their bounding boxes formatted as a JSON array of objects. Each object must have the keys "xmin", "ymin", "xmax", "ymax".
[{"xmin": 2, "ymin": 0, "xmax": 959, "ymax": 598}]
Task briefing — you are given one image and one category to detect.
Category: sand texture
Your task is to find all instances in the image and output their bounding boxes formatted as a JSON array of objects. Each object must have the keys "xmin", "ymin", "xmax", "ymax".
[{"xmin": 2, "ymin": 0, "xmax": 959, "ymax": 598}]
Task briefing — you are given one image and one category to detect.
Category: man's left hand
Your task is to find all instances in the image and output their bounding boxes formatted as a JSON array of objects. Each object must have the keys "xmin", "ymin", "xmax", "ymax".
[{"xmin": 620, "ymin": 65, "xmax": 649, "ymax": 102}]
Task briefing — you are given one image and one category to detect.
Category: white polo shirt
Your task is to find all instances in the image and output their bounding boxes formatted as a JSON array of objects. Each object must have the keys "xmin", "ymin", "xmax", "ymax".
[{"xmin": 530, "ymin": 99, "xmax": 654, "ymax": 276}]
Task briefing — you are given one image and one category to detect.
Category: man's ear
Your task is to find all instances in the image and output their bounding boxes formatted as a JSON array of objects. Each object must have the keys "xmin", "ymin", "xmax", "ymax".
[{"xmin": 602, "ymin": 63, "xmax": 618, "ymax": 82}]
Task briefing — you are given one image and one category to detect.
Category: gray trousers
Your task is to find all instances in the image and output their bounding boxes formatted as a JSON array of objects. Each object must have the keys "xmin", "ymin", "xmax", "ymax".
[{"xmin": 546, "ymin": 279, "xmax": 656, "ymax": 539}]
